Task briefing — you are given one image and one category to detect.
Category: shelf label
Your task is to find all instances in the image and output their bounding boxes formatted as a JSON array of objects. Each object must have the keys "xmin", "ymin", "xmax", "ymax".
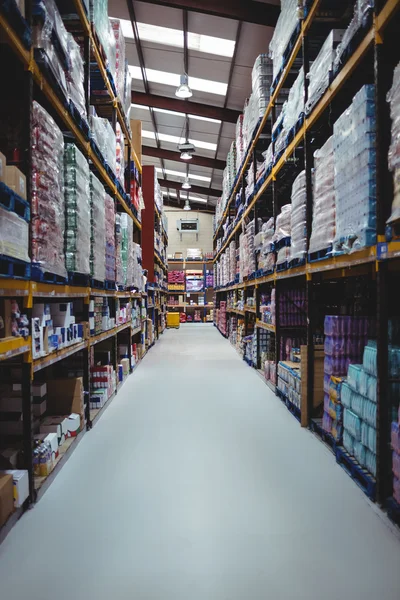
[{"xmin": 377, "ymin": 242, "xmax": 388, "ymax": 259}]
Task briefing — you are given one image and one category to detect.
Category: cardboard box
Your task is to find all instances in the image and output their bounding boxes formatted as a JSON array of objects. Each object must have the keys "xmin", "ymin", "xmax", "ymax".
[
  {"xmin": 66, "ymin": 413, "xmax": 80, "ymax": 437},
  {"xmin": 32, "ymin": 397, "xmax": 47, "ymax": 417},
  {"xmin": 46, "ymin": 377, "xmax": 84, "ymax": 417},
  {"xmin": 0, "ymin": 151, "xmax": 6, "ymax": 182},
  {"xmin": 0, "ymin": 473, "xmax": 14, "ymax": 526},
  {"xmin": 32, "ymin": 382, "xmax": 47, "ymax": 398},
  {"xmin": 40, "ymin": 416, "xmax": 69, "ymax": 446},
  {"xmin": 34, "ymin": 432, "xmax": 59, "ymax": 461},
  {"xmin": 300, "ymin": 345, "xmax": 325, "ymax": 427},
  {"xmin": 5, "ymin": 166, "xmax": 26, "ymax": 200},
  {"xmin": 2, "ymin": 470, "xmax": 29, "ymax": 507},
  {"xmin": 0, "ymin": 395, "xmax": 23, "ymax": 412}
]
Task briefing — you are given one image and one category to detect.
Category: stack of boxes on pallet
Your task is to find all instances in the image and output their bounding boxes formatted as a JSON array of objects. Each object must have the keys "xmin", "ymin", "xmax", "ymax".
[{"xmin": 32, "ymin": 302, "xmax": 84, "ymax": 358}]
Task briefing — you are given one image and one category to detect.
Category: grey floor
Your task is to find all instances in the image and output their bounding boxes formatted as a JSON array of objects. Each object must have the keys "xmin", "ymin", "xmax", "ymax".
[{"xmin": 0, "ymin": 324, "xmax": 400, "ymax": 599}]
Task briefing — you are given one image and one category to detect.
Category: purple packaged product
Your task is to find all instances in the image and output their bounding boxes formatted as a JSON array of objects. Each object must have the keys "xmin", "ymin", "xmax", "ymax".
[
  {"xmin": 392, "ymin": 421, "xmax": 400, "ymax": 453},
  {"xmin": 393, "ymin": 451, "xmax": 400, "ymax": 479},
  {"xmin": 324, "ymin": 373, "xmax": 331, "ymax": 394},
  {"xmin": 322, "ymin": 411, "xmax": 333, "ymax": 433}
]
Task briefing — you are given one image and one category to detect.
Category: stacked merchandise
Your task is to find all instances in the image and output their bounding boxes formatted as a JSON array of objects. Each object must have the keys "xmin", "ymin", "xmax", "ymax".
[
  {"xmin": 66, "ymin": 33, "xmax": 87, "ymax": 120},
  {"xmin": 279, "ymin": 288, "xmax": 306, "ymax": 360},
  {"xmin": 115, "ymin": 123, "xmax": 125, "ymax": 186},
  {"xmin": 168, "ymin": 271, "xmax": 185, "ymax": 285},
  {"xmin": 110, "ymin": 19, "xmax": 127, "ymax": 107},
  {"xmin": 392, "ymin": 407, "xmax": 400, "ymax": 504},
  {"xmin": 257, "ymin": 218, "xmax": 275, "ymax": 273},
  {"xmin": 235, "ymin": 115, "xmax": 245, "ymax": 172},
  {"xmin": 269, "ymin": 0, "xmax": 302, "ymax": 83},
  {"xmin": 263, "ymin": 143, "xmax": 274, "ymax": 175},
  {"xmin": 0, "ymin": 203, "xmax": 29, "ymax": 264},
  {"xmin": 290, "ymin": 171, "xmax": 307, "ymax": 263},
  {"xmin": 64, "ymin": 144, "xmax": 90, "ymax": 275},
  {"xmin": 90, "ymin": 364, "xmax": 116, "ymax": 410},
  {"xmin": 305, "ymin": 30, "xmax": 345, "ymax": 115},
  {"xmin": 115, "ymin": 214, "xmax": 123, "ymax": 286},
  {"xmin": 323, "ymin": 315, "xmax": 375, "ymax": 447},
  {"xmin": 387, "ymin": 62, "xmax": 400, "ymax": 223},
  {"xmin": 218, "ymin": 301, "xmax": 227, "ymax": 336},
  {"xmin": 119, "ymin": 213, "xmax": 134, "ymax": 288},
  {"xmin": 333, "ymin": 85, "xmax": 376, "ymax": 253},
  {"xmin": 1, "ymin": 299, "xmax": 29, "ymax": 339},
  {"xmin": 130, "ymin": 162, "xmax": 141, "ymax": 214},
  {"xmin": 243, "ymin": 55, "xmax": 273, "ymax": 150},
  {"xmin": 277, "ymin": 361, "xmax": 301, "ymax": 409},
  {"xmin": 274, "ymin": 68, "xmax": 305, "ymax": 158},
  {"xmin": 104, "ymin": 194, "xmax": 116, "ymax": 283},
  {"xmin": 229, "ymin": 241, "xmax": 236, "ymax": 283},
  {"xmin": 262, "ymin": 333, "xmax": 276, "ymax": 385},
  {"xmin": 194, "ymin": 310, "xmax": 202, "ymax": 323},
  {"xmin": 31, "ymin": 101, "xmax": 66, "ymax": 278},
  {"xmin": 260, "ymin": 291, "xmax": 274, "ymax": 325},
  {"xmin": 186, "ymin": 272, "xmax": 203, "ymax": 292},
  {"xmin": 32, "ymin": 0, "xmax": 71, "ymax": 102},
  {"xmin": 274, "ymin": 205, "xmax": 292, "ymax": 267},
  {"xmin": 89, "ymin": 109, "xmax": 117, "ymax": 175},
  {"xmin": 89, "ymin": 174, "xmax": 106, "ymax": 283},
  {"xmin": 244, "ymin": 335, "xmax": 254, "ymax": 364},
  {"xmin": 309, "ymin": 136, "xmax": 335, "ymax": 255},
  {"xmin": 116, "ymin": 300, "xmax": 131, "ymax": 325},
  {"xmin": 334, "ymin": 1, "xmax": 374, "ymax": 73},
  {"xmin": 90, "ymin": 297, "xmax": 103, "ymax": 336},
  {"xmin": 132, "ymin": 243, "xmax": 143, "ymax": 291},
  {"xmin": 236, "ymin": 320, "xmax": 246, "ymax": 355},
  {"xmin": 90, "ymin": 0, "xmax": 116, "ymax": 81},
  {"xmin": 205, "ymin": 270, "xmax": 214, "ymax": 288},
  {"xmin": 229, "ymin": 315, "xmax": 238, "ymax": 346},
  {"xmin": 226, "ymin": 142, "xmax": 237, "ymax": 194}
]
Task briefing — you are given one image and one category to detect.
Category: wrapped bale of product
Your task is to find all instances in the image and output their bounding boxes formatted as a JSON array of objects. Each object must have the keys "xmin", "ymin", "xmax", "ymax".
[
  {"xmin": 120, "ymin": 213, "xmax": 134, "ymax": 287},
  {"xmin": 269, "ymin": 0, "xmax": 303, "ymax": 82},
  {"xmin": 305, "ymin": 30, "xmax": 345, "ymax": 115},
  {"xmin": 90, "ymin": 0, "xmax": 116, "ymax": 80},
  {"xmin": 274, "ymin": 69, "xmax": 305, "ymax": 158},
  {"xmin": 64, "ymin": 144, "xmax": 90, "ymax": 275},
  {"xmin": 274, "ymin": 205, "xmax": 292, "ymax": 266},
  {"xmin": 334, "ymin": 1, "xmax": 374, "ymax": 73},
  {"xmin": 66, "ymin": 33, "xmax": 86, "ymax": 119},
  {"xmin": 105, "ymin": 194, "xmax": 116, "ymax": 282},
  {"xmin": 32, "ymin": 0, "xmax": 69, "ymax": 100},
  {"xmin": 290, "ymin": 170, "xmax": 307, "ymax": 262},
  {"xmin": 333, "ymin": 85, "xmax": 376, "ymax": 253},
  {"xmin": 132, "ymin": 242, "xmax": 142, "ymax": 291},
  {"xmin": 110, "ymin": 18, "xmax": 126, "ymax": 104},
  {"xmin": 115, "ymin": 122, "xmax": 125, "ymax": 186},
  {"xmin": 0, "ymin": 207, "xmax": 30, "ymax": 263},
  {"xmin": 235, "ymin": 115, "xmax": 245, "ymax": 172},
  {"xmin": 258, "ymin": 217, "xmax": 275, "ymax": 272},
  {"xmin": 387, "ymin": 62, "xmax": 400, "ymax": 223},
  {"xmin": 90, "ymin": 174, "xmax": 106, "ymax": 282},
  {"xmin": 31, "ymin": 101, "xmax": 66, "ymax": 277},
  {"xmin": 115, "ymin": 213, "xmax": 123, "ymax": 286},
  {"xmin": 309, "ymin": 136, "xmax": 335, "ymax": 254},
  {"xmin": 89, "ymin": 109, "xmax": 117, "ymax": 175}
]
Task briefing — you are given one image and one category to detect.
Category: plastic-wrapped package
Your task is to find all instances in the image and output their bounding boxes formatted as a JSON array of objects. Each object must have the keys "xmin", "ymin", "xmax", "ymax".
[
  {"xmin": 90, "ymin": 109, "xmax": 117, "ymax": 174},
  {"xmin": 333, "ymin": 85, "xmax": 376, "ymax": 253},
  {"xmin": 123, "ymin": 63, "xmax": 132, "ymax": 122},
  {"xmin": 115, "ymin": 122, "xmax": 125, "ymax": 186},
  {"xmin": 285, "ymin": 67, "xmax": 305, "ymax": 133},
  {"xmin": 235, "ymin": 115, "xmax": 245, "ymax": 172},
  {"xmin": 290, "ymin": 170, "xmax": 307, "ymax": 261},
  {"xmin": 66, "ymin": 33, "xmax": 86, "ymax": 119},
  {"xmin": 363, "ymin": 341, "xmax": 377, "ymax": 376},
  {"xmin": 348, "ymin": 364, "xmax": 363, "ymax": 391},
  {"xmin": 353, "ymin": 441, "xmax": 367, "ymax": 466},
  {"xmin": 365, "ymin": 449, "xmax": 376, "ymax": 477},
  {"xmin": 110, "ymin": 19, "xmax": 126, "ymax": 104},
  {"xmin": 309, "ymin": 136, "xmax": 335, "ymax": 254},
  {"xmin": 64, "ymin": 144, "xmax": 90, "ymax": 275},
  {"xmin": 344, "ymin": 408, "xmax": 362, "ymax": 441},
  {"xmin": 274, "ymin": 204, "xmax": 292, "ymax": 244},
  {"xmin": 105, "ymin": 193, "xmax": 116, "ymax": 282},
  {"xmin": 351, "ymin": 392, "xmax": 365, "ymax": 418},
  {"xmin": 269, "ymin": 0, "xmax": 302, "ymax": 82},
  {"xmin": 90, "ymin": 1, "xmax": 116, "ymax": 79},
  {"xmin": 132, "ymin": 242, "xmax": 143, "ymax": 291},
  {"xmin": 115, "ymin": 214, "xmax": 123, "ymax": 285},
  {"xmin": 343, "ymin": 429, "xmax": 354, "ymax": 455},
  {"xmin": 305, "ymin": 30, "xmax": 345, "ymax": 115},
  {"xmin": 387, "ymin": 63, "xmax": 400, "ymax": 223},
  {"xmin": 361, "ymin": 421, "xmax": 376, "ymax": 453},
  {"xmin": 31, "ymin": 101, "xmax": 66, "ymax": 277},
  {"xmin": 32, "ymin": 0, "xmax": 69, "ymax": 99},
  {"xmin": 0, "ymin": 207, "xmax": 29, "ymax": 263},
  {"xmin": 90, "ymin": 174, "xmax": 106, "ymax": 282},
  {"xmin": 334, "ymin": 1, "xmax": 374, "ymax": 73},
  {"xmin": 341, "ymin": 382, "xmax": 353, "ymax": 408}
]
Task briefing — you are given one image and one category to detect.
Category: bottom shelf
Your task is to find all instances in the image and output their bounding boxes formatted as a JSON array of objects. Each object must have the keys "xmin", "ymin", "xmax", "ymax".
[{"xmin": 0, "ymin": 506, "xmax": 24, "ymax": 546}]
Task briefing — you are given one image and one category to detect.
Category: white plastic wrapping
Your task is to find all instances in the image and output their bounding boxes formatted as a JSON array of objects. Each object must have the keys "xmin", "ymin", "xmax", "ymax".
[
  {"xmin": 333, "ymin": 85, "xmax": 376, "ymax": 252},
  {"xmin": 90, "ymin": 173, "xmax": 106, "ymax": 282},
  {"xmin": 110, "ymin": 18, "xmax": 126, "ymax": 104},
  {"xmin": 273, "ymin": 204, "xmax": 292, "ymax": 243},
  {"xmin": 334, "ymin": 0, "xmax": 374, "ymax": 72},
  {"xmin": 309, "ymin": 136, "xmax": 336, "ymax": 254},
  {"xmin": 66, "ymin": 33, "xmax": 86, "ymax": 118},
  {"xmin": 31, "ymin": 101, "xmax": 66, "ymax": 277},
  {"xmin": 290, "ymin": 170, "xmax": 307, "ymax": 261},
  {"xmin": 132, "ymin": 242, "xmax": 143, "ymax": 291},
  {"xmin": 387, "ymin": 63, "xmax": 400, "ymax": 223},
  {"xmin": 116, "ymin": 122, "xmax": 125, "ymax": 185},
  {"xmin": 0, "ymin": 206, "xmax": 30, "ymax": 263},
  {"xmin": 269, "ymin": 0, "xmax": 302, "ymax": 81},
  {"xmin": 90, "ymin": 109, "xmax": 117, "ymax": 174},
  {"xmin": 64, "ymin": 144, "xmax": 91, "ymax": 275},
  {"xmin": 258, "ymin": 217, "xmax": 275, "ymax": 272},
  {"xmin": 90, "ymin": 1, "xmax": 116, "ymax": 79},
  {"xmin": 105, "ymin": 193, "xmax": 116, "ymax": 282},
  {"xmin": 305, "ymin": 30, "xmax": 345, "ymax": 115}
]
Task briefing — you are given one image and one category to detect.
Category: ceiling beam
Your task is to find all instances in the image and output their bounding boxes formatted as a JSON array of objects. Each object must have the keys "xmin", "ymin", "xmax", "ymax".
[
  {"xmin": 159, "ymin": 179, "xmax": 221, "ymax": 197},
  {"xmin": 143, "ymin": 145, "xmax": 225, "ymax": 170},
  {"xmin": 134, "ymin": 0, "xmax": 279, "ymax": 27},
  {"xmin": 132, "ymin": 91, "xmax": 241, "ymax": 124}
]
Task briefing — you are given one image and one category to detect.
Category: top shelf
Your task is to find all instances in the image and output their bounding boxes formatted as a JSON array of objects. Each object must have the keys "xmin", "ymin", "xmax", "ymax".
[{"xmin": 213, "ymin": 0, "xmax": 398, "ymax": 242}]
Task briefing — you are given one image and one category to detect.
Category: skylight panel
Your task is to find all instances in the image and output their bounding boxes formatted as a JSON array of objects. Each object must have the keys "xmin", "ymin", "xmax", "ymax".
[
  {"xmin": 129, "ymin": 66, "xmax": 228, "ymax": 96},
  {"xmin": 156, "ymin": 168, "xmax": 211, "ymax": 182},
  {"xmin": 131, "ymin": 104, "xmax": 221, "ymax": 124},
  {"xmin": 142, "ymin": 130, "xmax": 217, "ymax": 151},
  {"xmin": 162, "ymin": 191, "xmax": 208, "ymax": 203}
]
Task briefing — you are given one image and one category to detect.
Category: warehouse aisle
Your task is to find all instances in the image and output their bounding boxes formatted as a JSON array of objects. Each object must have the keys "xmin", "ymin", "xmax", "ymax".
[{"xmin": 0, "ymin": 324, "xmax": 400, "ymax": 599}]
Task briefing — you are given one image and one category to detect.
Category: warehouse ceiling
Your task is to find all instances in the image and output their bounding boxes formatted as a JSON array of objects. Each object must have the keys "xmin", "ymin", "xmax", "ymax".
[{"xmin": 109, "ymin": 0, "xmax": 278, "ymax": 209}]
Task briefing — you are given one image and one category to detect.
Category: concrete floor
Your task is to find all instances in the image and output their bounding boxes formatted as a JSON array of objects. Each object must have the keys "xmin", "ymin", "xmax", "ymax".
[{"xmin": 0, "ymin": 324, "xmax": 399, "ymax": 599}]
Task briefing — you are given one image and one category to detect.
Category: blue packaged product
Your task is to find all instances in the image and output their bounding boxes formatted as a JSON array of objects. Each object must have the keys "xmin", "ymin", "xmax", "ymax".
[
  {"xmin": 361, "ymin": 422, "xmax": 376, "ymax": 453},
  {"xmin": 351, "ymin": 392, "xmax": 365, "ymax": 419},
  {"xmin": 343, "ymin": 429, "xmax": 354, "ymax": 455},
  {"xmin": 348, "ymin": 364, "xmax": 363, "ymax": 391},
  {"xmin": 363, "ymin": 342, "xmax": 377, "ymax": 376},
  {"xmin": 353, "ymin": 441, "xmax": 367, "ymax": 467},
  {"xmin": 389, "ymin": 345, "xmax": 400, "ymax": 378},
  {"xmin": 365, "ymin": 449, "xmax": 377, "ymax": 477},
  {"xmin": 344, "ymin": 408, "xmax": 362, "ymax": 441},
  {"xmin": 362, "ymin": 399, "xmax": 377, "ymax": 428},
  {"xmin": 341, "ymin": 381, "xmax": 353, "ymax": 408},
  {"xmin": 366, "ymin": 374, "xmax": 377, "ymax": 403}
]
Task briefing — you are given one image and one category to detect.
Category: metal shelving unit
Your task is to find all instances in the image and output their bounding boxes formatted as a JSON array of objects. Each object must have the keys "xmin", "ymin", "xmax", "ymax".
[
  {"xmin": 167, "ymin": 259, "xmax": 214, "ymax": 322},
  {"xmin": 214, "ymin": 0, "xmax": 400, "ymax": 520}
]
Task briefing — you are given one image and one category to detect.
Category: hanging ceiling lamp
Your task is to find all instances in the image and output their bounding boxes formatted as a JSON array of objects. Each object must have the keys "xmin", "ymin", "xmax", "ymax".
[
  {"xmin": 182, "ymin": 177, "xmax": 191, "ymax": 190},
  {"xmin": 183, "ymin": 199, "xmax": 191, "ymax": 211},
  {"xmin": 175, "ymin": 73, "xmax": 193, "ymax": 99},
  {"xmin": 180, "ymin": 150, "xmax": 193, "ymax": 160}
]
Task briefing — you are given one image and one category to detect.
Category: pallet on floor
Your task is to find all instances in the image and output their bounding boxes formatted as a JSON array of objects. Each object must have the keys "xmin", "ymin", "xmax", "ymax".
[{"xmin": 336, "ymin": 446, "xmax": 376, "ymax": 501}]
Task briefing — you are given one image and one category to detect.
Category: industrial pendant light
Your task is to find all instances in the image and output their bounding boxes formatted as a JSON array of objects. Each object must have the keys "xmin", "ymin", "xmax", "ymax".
[
  {"xmin": 180, "ymin": 150, "xmax": 193, "ymax": 160},
  {"xmin": 183, "ymin": 199, "xmax": 191, "ymax": 211},
  {"xmin": 182, "ymin": 177, "xmax": 191, "ymax": 190},
  {"xmin": 175, "ymin": 73, "xmax": 192, "ymax": 99}
]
